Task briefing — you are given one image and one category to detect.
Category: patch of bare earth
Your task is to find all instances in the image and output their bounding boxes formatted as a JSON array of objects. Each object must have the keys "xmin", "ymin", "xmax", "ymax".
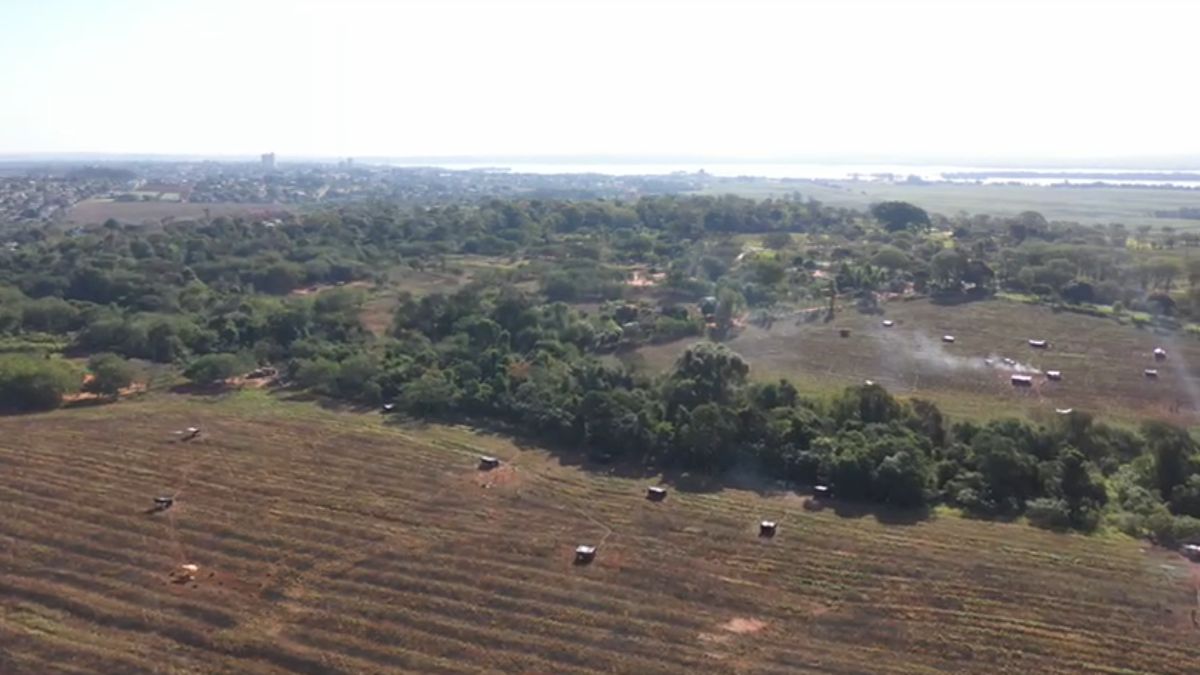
[
  {"xmin": 722, "ymin": 617, "xmax": 767, "ymax": 634},
  {"xmin": 62, "ymin": 382, "xmax": 147, "ymax": 405},
  {"xmin": 470, "ymin": 463, "xmax": 523, "ymax": 491}
]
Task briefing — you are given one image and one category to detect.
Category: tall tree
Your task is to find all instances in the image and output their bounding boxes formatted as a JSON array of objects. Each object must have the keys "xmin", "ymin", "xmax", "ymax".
[{"xmin": 871, "ymin": 201, "xmax": 931, "ymax": 232}]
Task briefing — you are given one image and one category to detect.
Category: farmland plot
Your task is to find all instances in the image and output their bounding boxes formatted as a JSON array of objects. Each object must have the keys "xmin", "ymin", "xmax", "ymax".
[
  {"xmin": 634, "ymin": 298, "xmax": 1200, "ymax": 424},
  {"xmin": 2, "ymin": 391, "xmax": 1199, "ymax": 673}
]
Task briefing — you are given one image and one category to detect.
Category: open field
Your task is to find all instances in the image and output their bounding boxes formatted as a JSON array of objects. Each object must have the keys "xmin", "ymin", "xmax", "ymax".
[
  {"xmin": 360, "ymin": 256, "xmax": 535, "ymax": 335},
  {"xmin": 3, "ymin": 391, "xmax": 1200, "ymax": 673},
  {"xmin": 65, "ymin": 199, "xmax": 288, "ymax": 226},
  {"xmin": 702, "ymin": 179, "xmax": 1200, "ymax": 228},
  {"xmin": 631, "ymin": 298, "xmax": 1200, "ymax": 425}
]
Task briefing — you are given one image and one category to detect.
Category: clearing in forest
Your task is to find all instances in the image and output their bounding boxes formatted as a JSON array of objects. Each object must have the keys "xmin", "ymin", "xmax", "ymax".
[{"xmin": 632, "ymin": 297, "xmax": 1200, "ymax": 424}]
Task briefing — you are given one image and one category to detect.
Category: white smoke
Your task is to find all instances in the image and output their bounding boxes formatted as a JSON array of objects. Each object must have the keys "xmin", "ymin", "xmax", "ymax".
[
  {"xmin": 877, "ymin": 331, "xmax": 1042, "ymax": 375},
  {"xmin": 985, "ymin": 355, "xmax": 1042, "ymax": 375},
  {"xmin": 1154, "ymin": 333, "xmax": 1200, "ymax": 415}
]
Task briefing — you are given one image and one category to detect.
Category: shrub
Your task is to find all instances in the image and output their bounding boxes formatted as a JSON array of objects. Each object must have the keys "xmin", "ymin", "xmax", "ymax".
[
  {"xmin": 1026, "ymin": 497, "xmax": 1072, "ymax": 530},
  {"xmin": 0, "ymin": 355, "xmax": 79, "ymax": 411},
  {"xmin": 84, "ymin": 353, "xmax": 136, "ymax": 397},
  {"xmin": 184, "ymin": 353, "xmax": 244, "ymax": 385}
]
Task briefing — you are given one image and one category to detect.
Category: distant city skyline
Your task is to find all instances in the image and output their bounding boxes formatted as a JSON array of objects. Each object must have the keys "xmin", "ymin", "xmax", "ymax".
[
  {"xmin": 2, "ymin": 0, "xmax": 1199, "ymax": 161},
  {"xmin": 3, "ymin": 152, "xmax": 1199, "ymax": 172}
]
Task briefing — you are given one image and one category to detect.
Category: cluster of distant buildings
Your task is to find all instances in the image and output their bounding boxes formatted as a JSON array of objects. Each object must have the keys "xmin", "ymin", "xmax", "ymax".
[
  {"xmin": 0, "ymin": 154, "xmax": 708, "ymax": 226},
  {"xmin": 0, "ymin": 175, "xmax": 119, "ymax": 223}
]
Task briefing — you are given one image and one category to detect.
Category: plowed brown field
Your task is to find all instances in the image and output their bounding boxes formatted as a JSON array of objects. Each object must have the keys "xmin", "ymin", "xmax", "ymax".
[{"xmin": 2, "ymin": 391, "xmax": 1199, "ymax": 674}]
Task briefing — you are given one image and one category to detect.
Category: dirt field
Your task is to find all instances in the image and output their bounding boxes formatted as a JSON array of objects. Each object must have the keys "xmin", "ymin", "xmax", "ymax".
[
  {"xmin": 65, "ymin": 199, "xmax": 286, "ymax": 226},
  {"xmin": 632, "ymin": 298, "xmax": 1200, "ymax": 425},
  {"xmin": 700, "ymin": 179, "xmax": 1200, "ymax": 229},
  {"xmin": 2, "ymin": 390, "xmax": 1200, "ymax": 673}
]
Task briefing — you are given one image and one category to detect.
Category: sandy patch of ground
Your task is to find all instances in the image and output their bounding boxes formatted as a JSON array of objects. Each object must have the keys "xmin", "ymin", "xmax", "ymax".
[
  {"xmin": 722, "ymin": 617, "xmax": 767, "ymax": 634},
  {"xmin": 472, "ymin": 463, "xmax": 522, "ymax": 490},
  {"xmin": 289, "ymin": 281, "xmax": 371, "ymax": 296},
  {"xmin": 63, "ymin": 382, "xmax": 147, "ymax": 405},
  {"xmin": 700, "ymin": 616, "xmax": 768, "ymax": 647}
]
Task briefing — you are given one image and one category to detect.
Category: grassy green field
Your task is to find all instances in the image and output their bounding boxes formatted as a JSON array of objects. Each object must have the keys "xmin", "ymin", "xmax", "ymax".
[
  {"xmin": 2, "ymin": 390, "xmax": 1199, "ymax": 673},
  {"xmin": 701, "ymin": 179, "xmax": 1200, "ymax": 228},
  {"xmin": 629, "ymin": 297, "xmax": 1200, "ymax": 426}
]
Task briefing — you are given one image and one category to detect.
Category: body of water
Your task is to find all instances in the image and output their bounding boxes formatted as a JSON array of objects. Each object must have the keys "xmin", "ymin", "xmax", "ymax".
[{"xmin": 392, "ymin": 161, "xmax": 1200, "ymax": 188}]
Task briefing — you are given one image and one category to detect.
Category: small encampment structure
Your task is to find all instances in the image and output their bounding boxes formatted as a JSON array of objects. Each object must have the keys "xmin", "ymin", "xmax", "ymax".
[
  {"xmin": 1003, "ymin": 357, "xmax": 1016, "ymax": 366},
  {"xmin": 646, "ymin": 486, "xmax": 667, "ymax": 501},
  {"xmin": 381, "ymin": 403, "xmax": 396, "ymax": 414},
  {"xmin": 1011, "ymin": 374, "xmax": 1034, "ymax": 387},
  {"xmin": 171, "ymin": 563, "xmax": 200, "ymax": 583},
  {"xmin": 1145, "ymin": 369, "xmax": 1159, "ymax": 378},
  {"xmin": 152, "ymin": 496, "xmax": 174, "ymax": 512},
  {"xmin": 479, "ymin": 456, "xmax": 501, "ymax": 470},
  {"xmin": 1154, "ymin": 348, "xmax": 1167, "ymax": 361},
  {"xmin": 881, "ymin": 320, "xmax": 894, "ymax": 327},
  {"xmin": 942, "ymin": 335, "xmax": 955, "ymax": 343},
  {"xmin": 574, "ymin": 545, "xmax": 597, "ymax": 564},
  {"xmin": 1046, "ymin": 370, "xmax": 1063, "ymax": 381},
  {"xmin": 839, "ymin": 328, "xmax": 851, "ymax": 338},
  {"xmin": 181, "ymin": 427, "xmax": 200, "ymax": 441},
  {"xmin": 1028, "ymin": 339, "xmax": 1048, "ymax": 349},
  {"xmin": 759, "ymin": 521, "xmax": 777, "ymax": 538}
]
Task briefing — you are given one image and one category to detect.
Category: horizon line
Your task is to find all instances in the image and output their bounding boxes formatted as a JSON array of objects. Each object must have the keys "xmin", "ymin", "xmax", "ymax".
[{"xmin": 1, "ymin": 151, "xmax": 1199, "ymax": 170}]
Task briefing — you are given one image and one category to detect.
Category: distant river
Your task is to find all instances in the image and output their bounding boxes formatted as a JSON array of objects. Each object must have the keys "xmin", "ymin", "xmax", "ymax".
[{"xmin": 393, "ymin": 162, "xmax": 1200, "ymax": 188}]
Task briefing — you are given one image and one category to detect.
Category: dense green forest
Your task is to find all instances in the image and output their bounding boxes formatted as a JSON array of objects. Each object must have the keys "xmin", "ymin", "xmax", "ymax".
[{"xmin": 3, "ymin": 195, "xmax": 1200, "ymax": 540}]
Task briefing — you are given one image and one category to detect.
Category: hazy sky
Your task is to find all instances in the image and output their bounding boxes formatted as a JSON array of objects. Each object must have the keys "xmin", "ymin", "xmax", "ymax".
[{"xmin": 1, "ymin": 0, "xmax": 1197, "ymax": 161}]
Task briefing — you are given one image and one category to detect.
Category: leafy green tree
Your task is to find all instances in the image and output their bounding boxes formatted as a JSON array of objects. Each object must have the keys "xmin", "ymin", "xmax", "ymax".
[
  {"xmin": 21, "ymin": 298, "xmax": 81, "ymax": 333},
  {"xmin": 871, "ymin": 245, "xmax": 910, "ymax": 271},
  {"xmin": 1025, "ymin": 497, "xmax": 1071, "ymax": 529},
  {"xmin": 146, "ymin": 321, "xmax": 186, "ymax": 362},
  {"xmin": 294, "ymin": 358, "xmax": 339, "ymax": 394},
  {"xmin": 930, "ymin": 249, "xmax": 969, "ymax": 291},
  {"xmin": 874, "ymin": 450, "xmax": 931, "ymax": 507},
  {"xmin": 184, "ymin": 353, "xmax": 243, "ymax": 385},
  {"xmin": 667, "ymin": 342, "xmax": 749, "ymax": 409},
  {"xmin": 823, "ymin": 440, "xmax": 875, "ymax": 501},
  {"xmin": 0, "ymin": 355, "xmax": 79, "ymax": 411},
  {"xmin": 970, "ymin": 430, "xmax": 1039, "ymax": 514},
  {"xmin": 832, "ymin": 383, "xmax": 903, "ymax": 426},
  {"xmin": 713, "ymin": 287, "xmax": 745, "ymax": 338},
  {"xmin": 677, "ymin": 402, "xmax": 739, "ymax": 471},
  {"xmin": 762, "ymin": 232, "xmax": 793, "ymax": 250},
  {"xmin": 1054, "ymin": 447, "xmax": 1108, "ymax": 529},
  {"xmin": 400, "ymin": 365, "xmax": 460, "ymax": 413},
  {"xmin": 751, "ymin": 257, "xmax": 787, "ymax": 285},
  {"xmin": 1169, "ymin": 475, "xmax": 1200, "ymax": 518},
  {"xmin": 1143, "ymin": 420, "xmax": 1196, "ymax": 501},
  {"xmin": 254, "ymin": 262, "xmax": 304, "ymax": 295},
  {"xmin": 871, "ymin": 201, "xmax": 930, "ymax": 232},
  {"xmin": 84, "ymin": 353, "xmax": 136, "ymax": 397},
  {"xmin": 334, "ymin": 354, "xmax": 381, "ymax": 402}
]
